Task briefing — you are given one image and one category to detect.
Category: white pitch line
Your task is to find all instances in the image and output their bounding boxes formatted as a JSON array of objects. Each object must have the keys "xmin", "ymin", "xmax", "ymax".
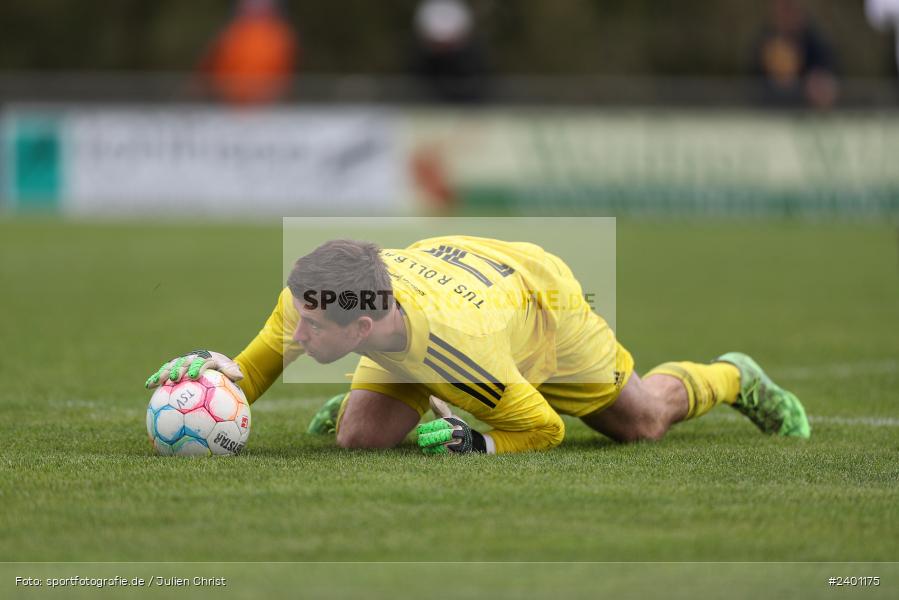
[
  {"xmin": 711, "ymin": 412, "xmax": 899, "ymax": 428},
  {"xmin": 808, "ymin": 415, "xmax": 899, "ymax": 427},
  {"xmin": 772, "ymin": 359, "xmax": 899, "ymax": 380},
  {"xmin": 253, "ymin": 398, "xmax": 899, "ymax": 428},
  {"xmin": 247, "ymin": 397, "xmax": 335, "ymax": 413},
  {"xmin": 58, "ymin": 358, "xmax": 899, "ymax": 423}
]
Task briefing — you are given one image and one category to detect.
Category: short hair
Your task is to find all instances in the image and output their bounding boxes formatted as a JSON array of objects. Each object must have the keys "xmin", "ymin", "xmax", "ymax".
[{"xmin": 287, "ymin": 239, "xmax": 394, "ymax": 326}]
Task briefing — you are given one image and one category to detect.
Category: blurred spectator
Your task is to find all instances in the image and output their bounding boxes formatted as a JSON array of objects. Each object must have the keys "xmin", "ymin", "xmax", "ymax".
[
  {"xmin": 752, "ymin": 0, "xmax": 838, "ymax": 109},
  {"xmin": 411, "ymin": 0, "xmax": 488, "ymax": 103},
  {"xmin": 200, "ymin": 0, "xmax": 298, "ymax": 106},
  {"xmin": 866, "ymin": 0, "xmax": 899, "ymax": 76}
]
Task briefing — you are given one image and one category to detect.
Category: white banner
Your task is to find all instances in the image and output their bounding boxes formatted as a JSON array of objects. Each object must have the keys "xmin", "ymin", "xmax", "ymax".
[
  {"xmin": 5, "ymin": 106, "xmax": 898, "ymax": 217},
  {"xmin": 399, "ymin": 111, "xmax": 899, "ymax": 216},
  {"xmin": 59, "ymin": 108, "xmax": 404, "ymax": 216}
]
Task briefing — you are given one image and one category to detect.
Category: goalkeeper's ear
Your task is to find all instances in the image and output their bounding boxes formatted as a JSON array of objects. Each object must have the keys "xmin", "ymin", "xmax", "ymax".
[{"xmin": 429, "ymin": 395, "xmax": 454, "ymax": 419}]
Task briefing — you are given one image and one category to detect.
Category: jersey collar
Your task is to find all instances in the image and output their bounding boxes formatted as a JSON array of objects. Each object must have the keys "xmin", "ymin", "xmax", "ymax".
[{"xmin": 371, "ymin": 287, "xmax": 429, "ymax": 367}]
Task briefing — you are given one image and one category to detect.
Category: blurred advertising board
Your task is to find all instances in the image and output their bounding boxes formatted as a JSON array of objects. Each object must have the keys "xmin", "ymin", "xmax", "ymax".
[
  {"xmin": 2, "ymin": 107, "xmax": 406, "ymax": 217},
  {"xmin": 3, "ymin": 106, "xmax": 898, "ymax": 217},
  {"xmin": 401, "ymin": 110, "xmax": 899, "ymax": 217},
  {"xmin": 2, "ymin": 113, "xmax": 63, "ymax": 211}
]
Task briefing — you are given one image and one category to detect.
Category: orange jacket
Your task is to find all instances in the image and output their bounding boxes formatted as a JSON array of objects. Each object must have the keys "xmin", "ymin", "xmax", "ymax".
[{"xmin": 207, "ymin": 13, "xmax": 298, "ymax": 105}]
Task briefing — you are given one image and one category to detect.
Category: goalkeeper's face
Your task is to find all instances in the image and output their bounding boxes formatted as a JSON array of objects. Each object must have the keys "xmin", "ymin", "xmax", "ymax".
[{"xmin": 293, "ymin": 304, "xmax": 367, "ymax": 364}]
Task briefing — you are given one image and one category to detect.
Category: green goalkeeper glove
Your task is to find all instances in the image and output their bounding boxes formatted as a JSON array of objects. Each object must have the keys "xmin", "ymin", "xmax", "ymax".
[
  {"xmin": 145, "ymin": 349, "xmax": 243, "ymax": 389},
  {"xmin": 416, "ymin": 395, "xmax": 490, "ymax": 455},
  {"xmin": 417, "ymin": 416, "xmax": 487, "ymax": 454}
]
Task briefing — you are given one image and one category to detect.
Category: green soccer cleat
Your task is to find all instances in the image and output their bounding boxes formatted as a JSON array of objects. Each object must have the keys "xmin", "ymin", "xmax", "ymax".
[
  {"xmin": 716, "ymin": 352, "xmax": 811, "ymax": 438},
  {"xmin": 306, "ymin": 393, "xmax": 347, "ymax": 435}
]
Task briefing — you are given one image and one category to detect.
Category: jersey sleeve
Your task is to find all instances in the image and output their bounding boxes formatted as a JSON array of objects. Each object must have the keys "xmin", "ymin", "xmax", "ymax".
[
  {"xmin": 476, "ymin": 378, "xmax": 565, "ymax": 454},
  {"xmin": 234, "ymin": 287, "xmax": 305, "ymax": 404},
  {"xmin": 420, "ymin": 330, "xmax": 565, "ymax": 454},
  {"xmin": 430, "ymin": 373, "xmax": 564, "ymax": 454}
]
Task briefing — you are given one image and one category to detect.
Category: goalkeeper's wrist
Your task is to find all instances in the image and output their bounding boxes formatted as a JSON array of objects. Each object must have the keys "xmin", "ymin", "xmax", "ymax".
[
  {"xmin": 481, "ymin": 432, "xmax": 496, "ymax": 454},
  {"xmin": 470, "ymin": 430, "xmax": 495, "ymax": 454}
]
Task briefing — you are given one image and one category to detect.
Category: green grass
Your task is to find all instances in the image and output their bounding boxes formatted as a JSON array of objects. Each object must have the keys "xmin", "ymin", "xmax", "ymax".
[{"xmin": 1, "ymin": 218, "xmax": 897, "ymax": 595}]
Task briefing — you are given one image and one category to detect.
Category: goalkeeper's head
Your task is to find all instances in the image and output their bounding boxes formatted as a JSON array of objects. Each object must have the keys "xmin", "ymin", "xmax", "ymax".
[{"xmin": 287, "ymin": 239, "xmax": 396, "ymax": 363}]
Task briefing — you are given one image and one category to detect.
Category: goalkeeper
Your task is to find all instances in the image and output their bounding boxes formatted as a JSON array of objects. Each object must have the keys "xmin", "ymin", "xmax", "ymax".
[{"xmin": 146, "ymin": 236, "xmax": 810, "ymax": 455}]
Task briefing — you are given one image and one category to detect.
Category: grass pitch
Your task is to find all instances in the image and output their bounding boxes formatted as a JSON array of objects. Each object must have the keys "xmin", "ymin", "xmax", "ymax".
[{"xmin": 1, "ymin": 218, "xmax": 897, "ymax": 595}]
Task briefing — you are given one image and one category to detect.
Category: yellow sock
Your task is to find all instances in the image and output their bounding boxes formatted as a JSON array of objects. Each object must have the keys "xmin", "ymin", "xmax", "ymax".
[{"xmin": 645, "ymin": 361, "xmax": 740, "ymax": 419}]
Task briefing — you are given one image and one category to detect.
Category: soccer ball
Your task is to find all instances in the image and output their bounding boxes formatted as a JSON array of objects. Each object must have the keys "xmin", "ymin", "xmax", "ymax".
[{"xmin": 146, "ymin": 369, "xmax": 251, "ymax": 456}]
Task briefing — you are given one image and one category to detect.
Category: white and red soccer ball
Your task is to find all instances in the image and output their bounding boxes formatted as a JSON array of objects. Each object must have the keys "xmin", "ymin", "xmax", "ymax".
[{"xmin": 146, "ymin": 369, "xmax": 251, "ymax": 456}]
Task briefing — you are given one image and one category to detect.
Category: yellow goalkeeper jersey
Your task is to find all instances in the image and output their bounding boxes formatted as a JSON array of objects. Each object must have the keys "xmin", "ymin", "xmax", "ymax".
[{"xmin": 235, "ymin": 236, "xmax": 628, "ymax": 454}]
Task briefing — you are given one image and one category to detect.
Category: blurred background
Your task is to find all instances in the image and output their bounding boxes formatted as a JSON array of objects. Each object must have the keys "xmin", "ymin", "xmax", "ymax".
[
  {"xmin": 2, "ymin": 0, "xmax": 898, "ymax": 218},
  {"xmin": 3, "ymin": 2, "xmax": 898, "ymax": 573}
]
